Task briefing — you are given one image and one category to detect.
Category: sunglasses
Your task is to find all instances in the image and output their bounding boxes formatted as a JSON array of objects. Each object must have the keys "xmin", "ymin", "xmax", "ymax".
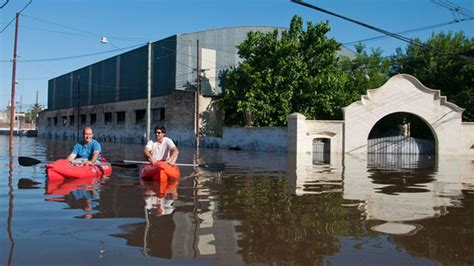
[{"xmin": 155, "ymin": 131, "xmax": 164, "ymax": 134}]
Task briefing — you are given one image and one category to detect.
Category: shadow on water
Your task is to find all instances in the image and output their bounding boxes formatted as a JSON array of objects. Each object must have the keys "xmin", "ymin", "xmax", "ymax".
[{"xmin": 1, "ymin": 135, "xmax": 474, "ymax": 265}]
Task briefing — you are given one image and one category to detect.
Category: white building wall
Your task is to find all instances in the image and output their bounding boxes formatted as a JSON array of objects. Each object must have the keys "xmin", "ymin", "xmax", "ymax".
[
  {"xmin": 287, "ymin": 113, "xmax": 344, "ymax": 166},
  {"xmin": 203, "ymin": 127, "xmax": 287, "ymax": 151},
  {"xmin": 462, "ymin": 122, "xmax": 474, "ymax": 156}
]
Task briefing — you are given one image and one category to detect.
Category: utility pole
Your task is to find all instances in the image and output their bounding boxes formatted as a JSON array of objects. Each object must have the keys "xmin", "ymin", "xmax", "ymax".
[
  {"xmin": 76, "ymin": 76, "xmax": 81, "ymax": 140},
  {"xmin": 146, "ymin": 41, "xmax": 152, "ymax": 142},
  {"xmin": 195, "ymin": 39, "xmax": 200, "ymax": 149},
  {"xmin": 18, "ymin": 95, "xmax": 22, "ymax": 134},
  {"xmin": 9, "ymin": 12, "xmax": 19, "ymax": 154}
]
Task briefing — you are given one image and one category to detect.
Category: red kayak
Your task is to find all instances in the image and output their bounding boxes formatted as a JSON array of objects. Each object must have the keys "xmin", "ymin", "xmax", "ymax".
[
  {"xmin": 139, "ymin": 161, "xmax": 180, "ymax": 181},
  {"xmin": 46, "ymin": 159, "xmax": 112, "ymax": 181}
]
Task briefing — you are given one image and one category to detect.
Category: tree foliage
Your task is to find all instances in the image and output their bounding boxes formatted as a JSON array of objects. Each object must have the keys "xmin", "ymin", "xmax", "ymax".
[
  {"xmin": 218, "ymin": 16, "xmax": 349, "ymax": 126},
  {"xmin": 24, "ymin": 103, "xmax": 43, "ymax": 123},
  {"xmin": 340, "ymin": 43, "xmax": 391, "ymax": 100},
  {"xmin": 217, "ymin": 16, "xmax": 392, "ymax": 126},
  {"xmin": 391, "ymin": 31, "xmax": 474, "ymax": 121}
]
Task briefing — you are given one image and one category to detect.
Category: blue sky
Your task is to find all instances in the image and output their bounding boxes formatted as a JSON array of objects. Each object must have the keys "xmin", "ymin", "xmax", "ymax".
[{"xmin": 1, "ymin": 0, "xmax": 472, "ymax": 111}]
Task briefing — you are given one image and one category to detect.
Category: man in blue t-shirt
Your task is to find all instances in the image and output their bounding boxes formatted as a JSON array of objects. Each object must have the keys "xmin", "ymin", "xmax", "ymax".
[{"xmin": 67, "ymin": 127, "xmax": 102, "ymax": 165}]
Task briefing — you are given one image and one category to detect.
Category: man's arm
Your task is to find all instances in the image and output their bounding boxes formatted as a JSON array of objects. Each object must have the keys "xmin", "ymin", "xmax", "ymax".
[
  {"xmin": 166, "ymin": 146, "xmax": 179, "ymax": 164},
  {"xmin": 66, "ymin": 153, "xmax": 76, "ymax": 162},
  {"xmin": 67, "ymin": 143, "xmax": 79, "ymax": 162},
  {"xmin": 89, "ymin": 150, "xmax": 100, "ymax": 164},
  {"xmin": 144, "ymin": 146, "xmax": 157, "ymax": 164}
]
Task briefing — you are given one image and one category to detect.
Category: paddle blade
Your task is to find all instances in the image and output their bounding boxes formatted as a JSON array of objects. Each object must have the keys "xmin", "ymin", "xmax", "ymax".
[
  {"xmin": 18, "ymin": 156, "xmax": 42, "ymax": 166},
  {"xmin": 198, "ymin": 163, "xmax": 225, "ymax": 172},
  {"xmin": 111, "ymin": 162, "xmax": 139, "ymax": 169}
]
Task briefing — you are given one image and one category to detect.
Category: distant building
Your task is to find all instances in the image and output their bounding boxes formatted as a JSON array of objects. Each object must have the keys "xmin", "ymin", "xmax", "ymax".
[
  {"xmin": 38, "ymin": 26, "xmax": 355, "ymax": 146},
  {"xmin": 0, "ymin": 111, "xmax": 8, "ymax": 125}
]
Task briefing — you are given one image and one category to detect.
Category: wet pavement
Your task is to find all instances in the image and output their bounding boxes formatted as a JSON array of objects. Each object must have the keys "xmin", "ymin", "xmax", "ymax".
[{"xmin": 1, "ymin": 135, "xmax": 473, "ymax": 265}]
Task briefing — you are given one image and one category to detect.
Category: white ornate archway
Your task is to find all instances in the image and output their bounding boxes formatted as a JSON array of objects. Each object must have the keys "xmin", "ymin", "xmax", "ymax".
[{"xmin": 344, "ymin": 74, "xmax": 465, "ymax": 155}]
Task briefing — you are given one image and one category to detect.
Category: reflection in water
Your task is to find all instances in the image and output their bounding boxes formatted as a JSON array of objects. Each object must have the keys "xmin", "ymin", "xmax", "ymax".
[
  {"xmin": 45, "ymin": 177, "xmax": 104, "ymax": 219},
  {"xmin": 368, "ymin": 168, "xmax": 435, "ymax": 195},
  {"xmin": 289, "ymin": 153, "xmax": 473, "ymax": 223},
  {"xmin": 8, "ymin": 156, "xmax": 15, "ymax": 266},
  {"xmin": 113, "ymin": 180, "xmax": 179, "ymax": 259},
  {"xmin": 371, "ymin": 222, "xmax": 423, "ymax": 235},
  {"xmin": 217, "ymin": 175, "xmax": 364, "ymax": 265},
  {"xmin": 288, "ymin": 151, "xmax": 474, "ymax": 264}
]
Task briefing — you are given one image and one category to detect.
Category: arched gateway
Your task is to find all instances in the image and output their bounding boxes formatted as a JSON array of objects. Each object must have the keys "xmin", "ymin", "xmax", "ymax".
[{"xmin": 288, "ymin": 74, "xmax": 474, "ymax": 161}]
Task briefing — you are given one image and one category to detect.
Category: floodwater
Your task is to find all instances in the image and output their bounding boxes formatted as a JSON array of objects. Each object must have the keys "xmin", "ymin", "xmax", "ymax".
[{"xmin": 1, "ymin": 135, "xmax": 473, "ymax": 265}]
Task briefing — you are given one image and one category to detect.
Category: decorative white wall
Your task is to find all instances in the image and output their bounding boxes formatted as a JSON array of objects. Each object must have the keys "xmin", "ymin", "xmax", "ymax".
[
  {"xmin": 288, "ymin": 74, "xmax": 473, "ymax": 160},
  {"xmin": 344, "ymin": 74, "xmax": 467, "ymax": 155}
]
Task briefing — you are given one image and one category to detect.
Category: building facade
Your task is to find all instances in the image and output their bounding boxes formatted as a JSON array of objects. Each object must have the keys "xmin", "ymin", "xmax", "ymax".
[{"xmin": 38, "ymin": 26, "xmax": 291, "ymax": 145}]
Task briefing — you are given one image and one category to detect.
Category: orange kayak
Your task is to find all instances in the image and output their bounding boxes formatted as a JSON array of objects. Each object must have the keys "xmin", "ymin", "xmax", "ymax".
[
  {"xmin": 139, "ymin": 161, "xmax": 180, "ymax": 181},
  {"xmin": 46, "ymin": 159, "xmax": 112, "ymax": 181}
]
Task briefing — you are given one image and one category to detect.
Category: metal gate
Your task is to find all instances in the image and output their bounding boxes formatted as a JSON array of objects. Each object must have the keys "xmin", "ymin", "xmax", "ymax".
[
  {"xmin": 313, "ymin": 138, "xmax": 330, "ymax": 164},
  {"xmin": 367, "ymin": 112, "xmax": 436, "ymax": 169}
]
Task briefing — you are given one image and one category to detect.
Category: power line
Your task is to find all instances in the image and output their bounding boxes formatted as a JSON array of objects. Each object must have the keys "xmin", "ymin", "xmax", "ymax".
[
  {"xmin": 20, "ymin": 14, "xmax": 148, "ymax": 42},
  {"xmin": 0, "ymin": 0, "xmax": 9, "ymax": 9},
  {"xmin": 0, "ymin": 0, "xmax": 32, "ymax": 33},
  {"xmin": 0, "ymin": 43, "xmax": 144, "ymax": 62},
  {"xmin": 432, "ymin": 0, "xmax": 474, "ymax": 19},
  {"xmin": 291, "ymin": 0, "xmax": 474, "ymax": 63},
  {"xmin": 344, "ymin": 17, "xmax": 474, "ymax": 46}
]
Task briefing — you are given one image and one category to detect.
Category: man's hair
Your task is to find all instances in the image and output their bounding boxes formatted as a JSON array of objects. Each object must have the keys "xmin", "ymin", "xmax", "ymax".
[
  {"xmin": 154, "ymin": 125, "xmax": 166, "ymax": 134},
  {"xmin": 83, "ymin": 127, "xmax": 93, "ymax": 134}
]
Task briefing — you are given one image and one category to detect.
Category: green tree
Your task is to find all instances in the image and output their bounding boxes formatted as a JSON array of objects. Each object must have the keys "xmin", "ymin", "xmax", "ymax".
[
  {"xmin": 25, "ymin": 103, "xmax": 43, "ymax": 123},
  {"xmin": 340, "ymin": 43, "xmax": 391, "ymax": 99},
  {"xmin": 391, "ymin": 31, "xmax": 474, "ymax": 121},
  {"xmin": 218, "ymin": 16, "xmax": 349, "ymax": 127}
]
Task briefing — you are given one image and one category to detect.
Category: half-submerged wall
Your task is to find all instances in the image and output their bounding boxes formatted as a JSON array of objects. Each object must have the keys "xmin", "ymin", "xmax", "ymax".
[{"xmin": 287, "ymin": 74, "xmax": 474, "ymax": 161}]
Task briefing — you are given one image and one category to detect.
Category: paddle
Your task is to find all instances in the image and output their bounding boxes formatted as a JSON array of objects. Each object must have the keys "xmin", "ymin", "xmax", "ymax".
[
  {"xmin": 119, "ymin": 160, "xmax": 225, "ymax": 172},
  {"xmin": 18, "ymin": 156, "xmax": 43, "ymax": 167},
  {"xmin": 19, "ymin": 156, "xmax": 226, "ymax": 172}
]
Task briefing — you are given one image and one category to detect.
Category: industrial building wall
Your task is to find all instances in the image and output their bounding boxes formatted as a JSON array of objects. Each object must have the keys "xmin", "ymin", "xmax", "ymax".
[
  {"xmin": 153, "ymin": 36, "xmax": 178, "ymax": 97},
  {"xmin": 47, "ymin": 38, "xmax": 177, "ymax": 111},
  {"xmin": 38, "ymin": 90, "xmax": 195, "ymax": 145}
]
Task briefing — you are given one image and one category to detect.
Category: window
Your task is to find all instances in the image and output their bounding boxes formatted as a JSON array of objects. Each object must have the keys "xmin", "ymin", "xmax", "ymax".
[
  {"xmin": 47, "ymin": 117, "xmax": 52, "ymax": 126},
  {"xmin": 104, "ymin": 112, "xmax": 112, "ymax": 125},
  {"xmin": 90, "ymin": 113, "xmax": 97, "ymax": 125},
  {"xmin": 135, "ymin": 109, "xmax": 146, "ymax": 124},
  {"xmin": 80, "ymin": 114, "xmax": 87, "ymax": 125},
  {"xmin": 312, "ymin": 138, "xmax": 330, "ymax": 165},
  {"xmin": 53, "ymin": 117, "xmax": 58, "ymax": 125},
  {"xmin": 116, "ymin": 111, "xmax": 126, "ymax": 124},
  {"xmin": 152, "ymin": 108, "xmax": 165, "ymax": 123},
  {"xmin": 62, "ymin": 116, "xmax": 68, "ymax": 125},
  {"xmin": 69, "ymin": 115, "xmax": 75, "ymax": 125}
]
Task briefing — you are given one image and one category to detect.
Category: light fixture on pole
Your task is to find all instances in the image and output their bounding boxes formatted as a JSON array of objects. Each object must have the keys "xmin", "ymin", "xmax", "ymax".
[{"xmin": 100, "ymin": 36, "xmax": 108, "ymax": 44}]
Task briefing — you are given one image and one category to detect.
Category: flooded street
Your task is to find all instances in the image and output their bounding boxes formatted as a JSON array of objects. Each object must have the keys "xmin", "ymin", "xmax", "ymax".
[{"xmin": 1, "ymin": 135, "xmax": 473, "ymax": 265}]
